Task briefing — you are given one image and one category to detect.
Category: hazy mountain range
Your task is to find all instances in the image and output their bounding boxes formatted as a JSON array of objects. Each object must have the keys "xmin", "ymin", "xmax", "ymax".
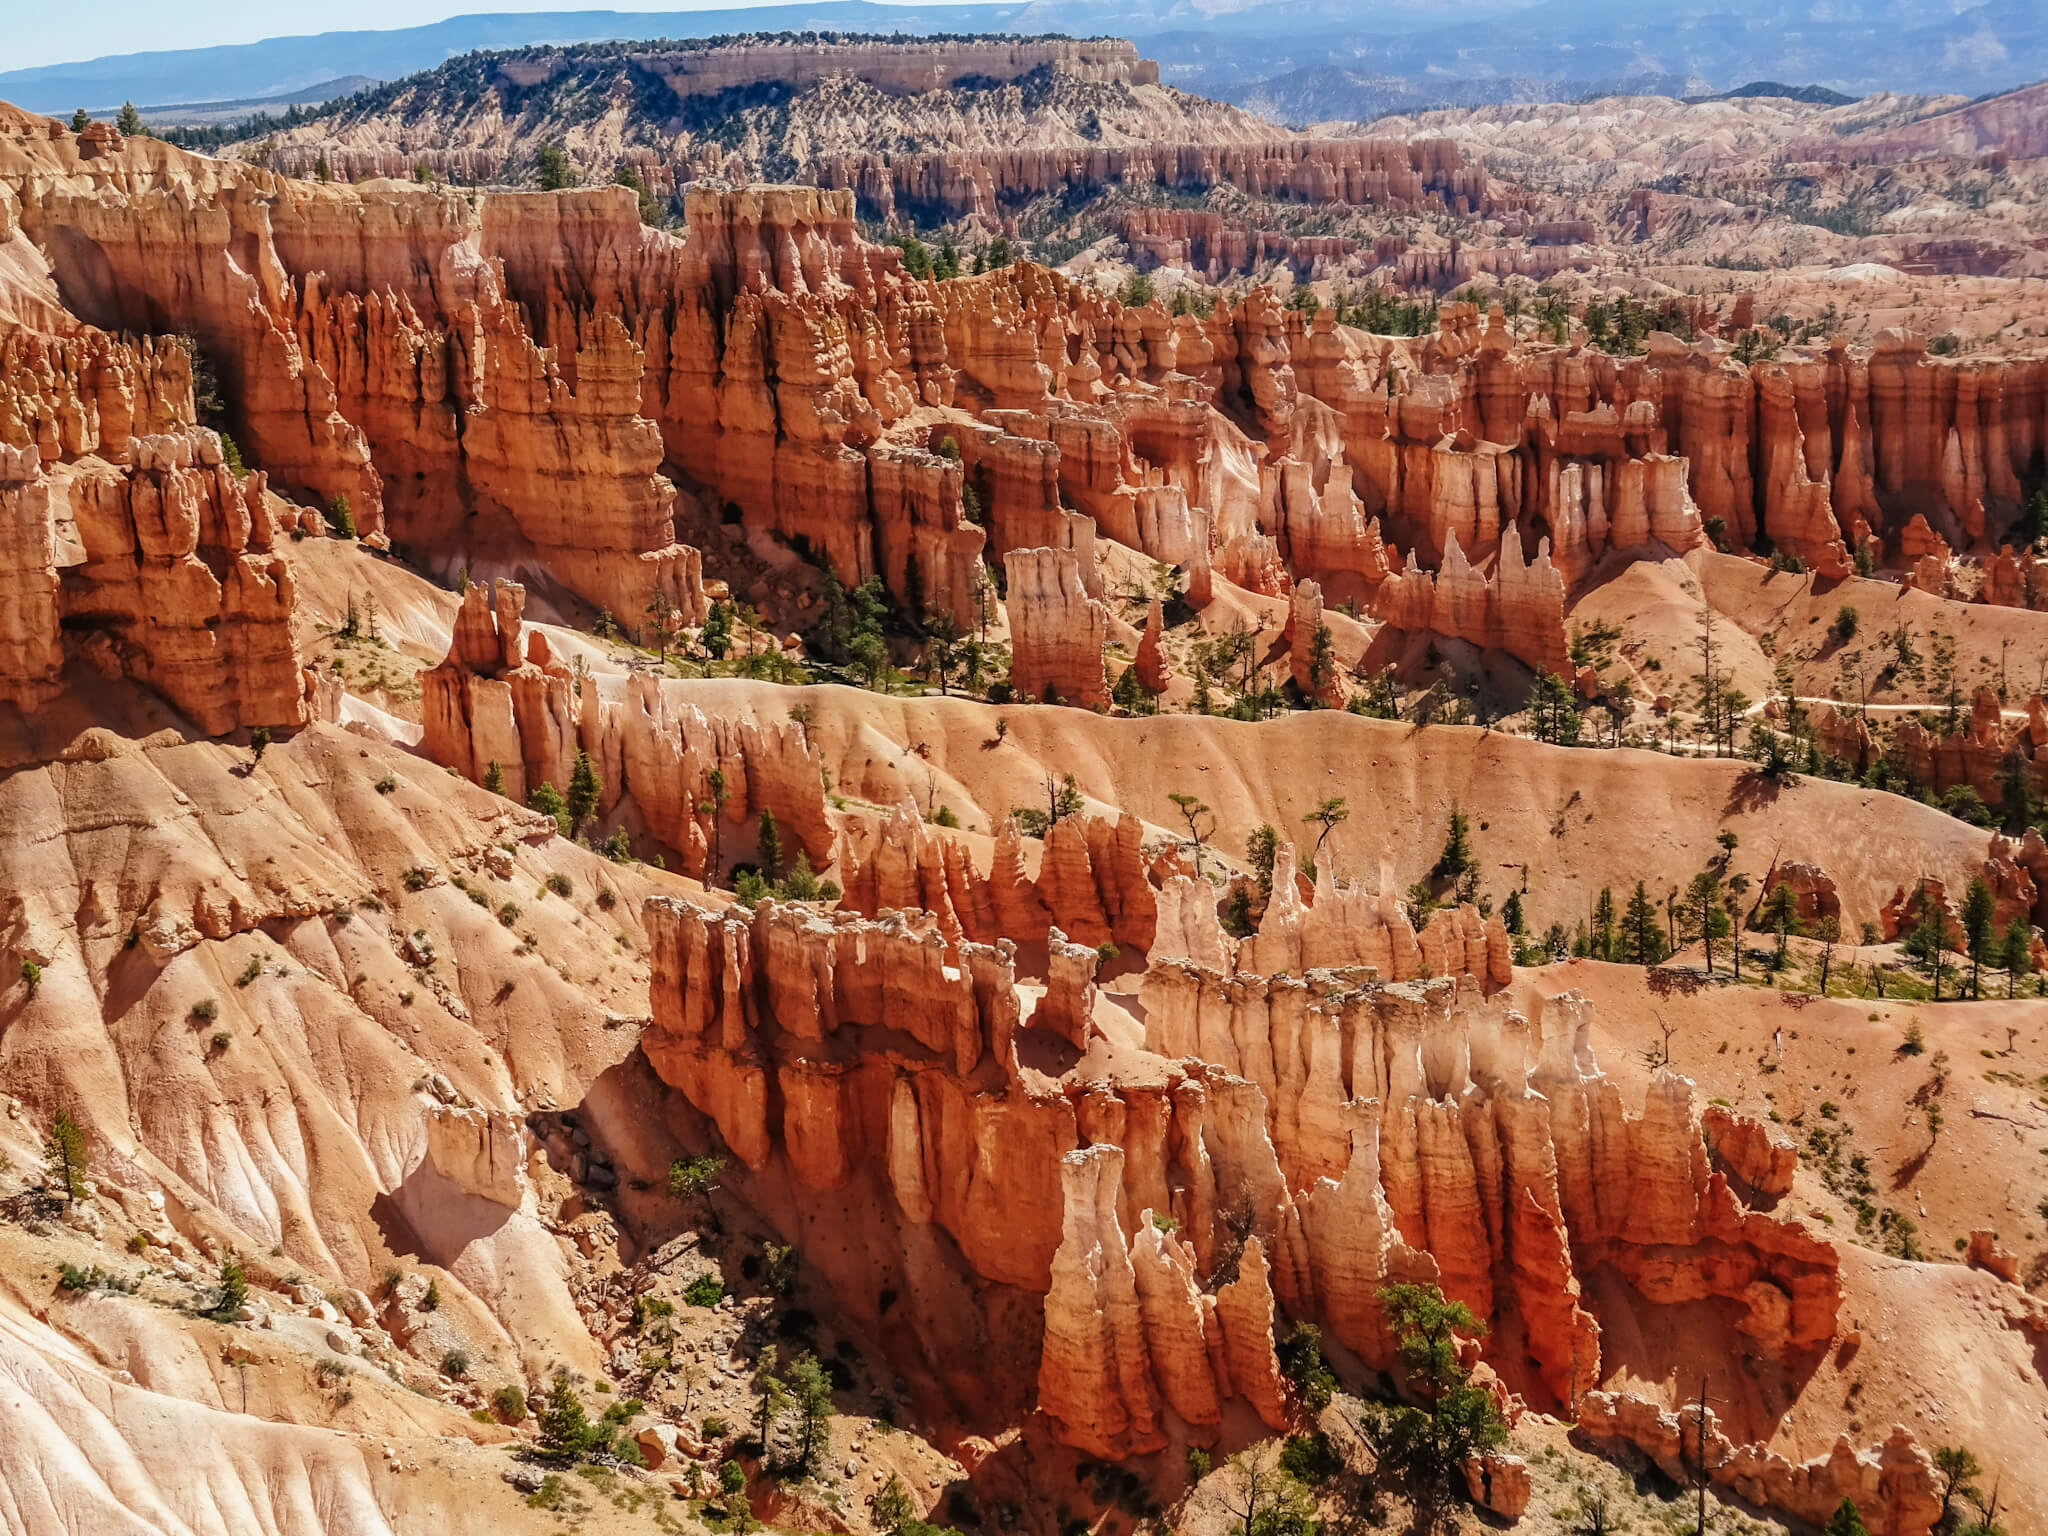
[{"xmin": 3, "ymin": 0, "xmax": 2043, "ymax": 124}]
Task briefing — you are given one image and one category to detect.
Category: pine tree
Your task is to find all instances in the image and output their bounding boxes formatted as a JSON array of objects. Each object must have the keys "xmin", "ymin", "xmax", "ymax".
[
  {"xmin": 1590, "ymin": 886, "xmax": 1617, "ymax": 961},
  {"xmin": 1759, "ymin": 881, "xmax": 1803, "ymax": 970},
  {"xmin": 1961, "ymin": 876, "xmax": 1996, "ymax": 997},
  {"xmin": 1684, "ymin": 870, "xmax": 1729, "ymax": 972},
  {"xmin": 1623, "ymin": 881, "xmax": 1667, "ymax": 964},
  {"xmin": 1502, "ymin": 890, "xmax": 1527, "ymax": 936},
  {"xmin": 1528, "ymin": 671, "xmax": 1582, "ymax": 744},
  {"xmin": 1822, "ymin": 1497, "xmax": 1870, "ymax": 1536},
  {"xmin": 1245, "ymin": 824, "xmax": 1279, "ymax": 898},
  {"xmin": 873, "ymin": 1473, "xmax": 916, "ymax": 1531},
  {"xmin": 566, "ymin": 750, "xmax": 602, "ymax": 838},
  {"xmin": 1305, "ymin": 623, "xmax": 1336, "ymax": 703},
  {"xmin": 2000, "ymin": 918, "xmax": 2033, "ymax": 997},
  {"xmin": 787, "ymin": 1353, "xmax": 834, "ymax": 1470},
  {"xmin": 757, "ymin": 809, "xmax": 783, "ymax": 880},
  {"xmin": 115, "ymin": 101, "xmax": 143, "ymax": 136},
  {"xmin": 535, "ymin": 143, "xmax": 573, "ymax": 191},
  {"xmin": 752, "ymin": 1345, "xmax": 788, "ymax": 1456},
  {"xmin": 528, "ymin": 781, "xmax": 569, "ymax": 836},
  {"xmin": 209, "ymin": 1252, "xmax": 248, "ymax": 1321},
  {"xmin": 538, "ymin": 1373, "xmax": 596, "ymax": 1457},
  {"xmin": 71, "ymin": 108, "xmax": 90, "ymax": 133},
  {"xmin": 1302, "ymin": 796, "xmax": 1350, "ymax": 877},
  {"xmin": 1904, "ymin": 892, "xmax": 1950, "ymax": 1000},
  {"xmin": 482, "ymin": 760, "xmax": 504, "ymax": 795},
  {"xmin": 701, "ymin": 599, "xmax": 734, "ymax": 660},
  {"xmin": 1168, "ymin": 793, "xmax": 1214, "ymax": 877},
  {"xmin": 1112, "ymin": 664, "xmax": 1146, "ymax": 713},
  {"xmin": 43, "ymin": 1110, "xmax": 88, "ymax": 1207},
  {"xmin": 646, "ymin": 583, "xmax": 676, "ymax": 661},
  {"xmin": 1431, "ymin": 803, "xmax": 1473, "ymax": 883}
]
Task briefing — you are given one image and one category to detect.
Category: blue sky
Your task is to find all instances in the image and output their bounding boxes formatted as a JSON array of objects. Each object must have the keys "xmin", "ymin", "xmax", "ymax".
[{"xmin": 10, "ymin": 1, "xmax": 806, "ymax": 72}]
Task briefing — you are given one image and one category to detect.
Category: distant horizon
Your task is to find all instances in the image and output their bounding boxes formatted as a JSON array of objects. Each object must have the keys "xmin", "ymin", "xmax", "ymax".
[{"xmin": 7, "ymin": 0, "xmax": 1009, "ymax": 73}]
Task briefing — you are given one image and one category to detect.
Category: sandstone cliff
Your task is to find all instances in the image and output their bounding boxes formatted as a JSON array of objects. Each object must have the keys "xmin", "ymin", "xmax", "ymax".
[{"xmin": 641, "ymin": 893, "xmax": 1846, "ymax": 1480}]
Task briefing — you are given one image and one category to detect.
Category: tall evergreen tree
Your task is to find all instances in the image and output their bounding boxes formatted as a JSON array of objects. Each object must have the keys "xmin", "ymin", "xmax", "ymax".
[
  {"xmin": 1590, "ymin": 886, "xmax": 1617, "ymax": 961},
  {"xmin": 1961, "ymin": 876, "xmax": 1996, "ymax": 997},
  {"xmin": 1432, "ymin": 804, "xmax": 1473, "ymax": 883},
  {"xmin": 2001, "ymin": 918, "xmax": 2033, "ymax": 997},
  {"xmin": 1623, "ymin": 881, "xmax": 1667, "ymax": 964},
  {"xmin": 566, "ymin": 750, "xmax": 602, "ymax": 838}
]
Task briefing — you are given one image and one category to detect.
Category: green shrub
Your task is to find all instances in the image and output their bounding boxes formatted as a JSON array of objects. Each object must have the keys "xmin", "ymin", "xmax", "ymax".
[
  {"xmin": 546, "ymin": 872, "xmax": 572, "ymax": 898},
  {"xmin": 683, "ymin": 1273, "xmax": 725, "ymax": 1308},
  {"xmin": 191, "ymin": 999, "xmax": 219, "ymax": 1023},
  {"xmin": 493, "ymin": 1383, "xmax": 528, "ymax": 1421}
]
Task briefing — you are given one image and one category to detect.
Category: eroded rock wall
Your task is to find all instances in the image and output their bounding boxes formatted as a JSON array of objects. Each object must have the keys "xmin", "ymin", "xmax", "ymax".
[{"xmin": 640, "ymin": 897, "xmax": 1843, "ymax": 1473}]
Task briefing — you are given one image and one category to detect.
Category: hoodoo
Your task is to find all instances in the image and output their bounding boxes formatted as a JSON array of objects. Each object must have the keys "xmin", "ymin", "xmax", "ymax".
[{"xmin": 1, "ymin": 30, "xmax": 2047, "ymax": 1536}]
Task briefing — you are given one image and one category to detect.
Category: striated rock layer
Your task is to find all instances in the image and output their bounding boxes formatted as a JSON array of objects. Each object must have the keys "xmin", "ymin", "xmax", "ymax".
[
  {"xmin": 1, "ymin": 428, "xmax": 307, "ymax": 730},
  {"xmin": 640, "ymin": 895, "xmax": 1848, "ymax": 1487}
]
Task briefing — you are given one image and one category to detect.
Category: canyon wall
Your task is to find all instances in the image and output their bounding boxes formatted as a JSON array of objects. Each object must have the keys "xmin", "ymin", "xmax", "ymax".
[
  {"xmin": 638, "ymin": 895, "xmax": 1893, "ymax": 1520},
  {"xmin": 628, "ymin": 37, "xmax": 1160, "ymax": 98},
  {"xmin": 10, "ymin": 106, "xmax": 2041, "ymax": 724},
  {"xmin": 818, "ymin": 136, "xmax": 1500, "ymax": 226},
  {"xmin": 1, "ymin": 424, "xmax": 307, "ymax": 730}
]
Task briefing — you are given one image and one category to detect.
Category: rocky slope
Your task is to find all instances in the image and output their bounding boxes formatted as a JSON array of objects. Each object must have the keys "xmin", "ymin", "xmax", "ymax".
[{"xmin": 217, "ymin": 37, "xmax": 1496, "ymax": 228}]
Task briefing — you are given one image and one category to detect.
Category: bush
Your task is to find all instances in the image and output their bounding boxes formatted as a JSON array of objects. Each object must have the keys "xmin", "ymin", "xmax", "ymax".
[
  {"xmin": 442, "ymin": 1348, "xmax": 470, "ymax": 1378},
  {"xmin": 403, "ymin": 866, "xmax": 431, "ymax": 892},
  {"xmin": 1830, "ymin": 605, "xmax": 1859, "ymax": 643},
  {"xmin": 323, "ymin": 494, "xmax": 357, "ymax": 539},
  {"xmin": 683, "ymin": 1273, "xmax": 725, "ymax": 1308},
  {"xmin": 374, "ymin": 775, "xmax": 397, "ymax": 794},
  {"xmin": 492, "ymin": 1383, "xmax": 528, "ymax": 1422},
  {"xmin": 701, "ymin": 1414, "xmax": 729, "ymax": 1438},
  {"xmin": 237, "ymin": 956, "xmax": 263, "ymax": 987},
  {"xmin": 1278, "ymin": 1431, "xmax": 1342, "ymax": 1485},
  {"xmin": 528, "ymin": 781, "xmax": 569, "ymax": 836},
  {"xmin": 1275, "ymin": 1320, "xmax": 1336, "ymax": 1409},
  {"xmin": 497, "ymin": 901, "xmax": 521, "ymax": 928},
  {"xmin": 19, "ymin": 959, "xmax": 39, "ymax": 995},
  {"xmin": 546, "ymin": 872, "xmax": 573, "ymax": 898},
  {"xmin": 191, "ymin": 999, "xmax": 219, "ymax": 1023},
  {"xmin": 668, "ymin": 1154, "xmax": 724, "ymax": 1200},
  {"xmin": 421, "ymin": 1279, "xmax": 440, "ymax": 1311}
]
